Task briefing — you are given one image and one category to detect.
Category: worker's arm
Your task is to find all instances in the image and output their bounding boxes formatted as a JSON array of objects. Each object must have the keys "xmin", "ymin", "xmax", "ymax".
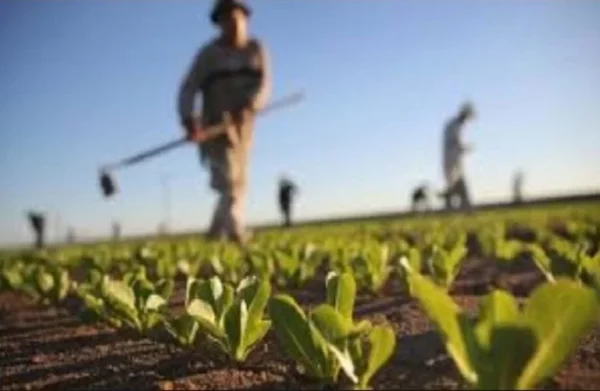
[
  {"xmin": 248, "ymin": 40, "xmax": 272, "ymax": 113},
  {"xmin": 460, "ymin": 144, "xmax": 473, "ymax": 154},
  {"xmin": 177, "ymin": 46, "xmax": 210, "ymax": 140}
]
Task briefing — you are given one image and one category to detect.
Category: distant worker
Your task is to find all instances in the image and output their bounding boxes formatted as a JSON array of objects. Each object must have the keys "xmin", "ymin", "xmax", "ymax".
[
  {"xmin": 112, "ymin": 221, "xmax": 121, "ymax": 241},
  {"xmin": 66, "ymin": 227, "xmax": 76, "ymax": 244},
  {"xmin": 513, "ymin": 170, "xmax": 524, "ymax": 204},
  {"xmin": 411, "ymin": 183, "xmax": 430, "ymax": 212},
  {"xmin": 27, "ymin": 211, "xmax": 46, "ymax": 249},
  {"xmin": 177, "ymin": 0, "xmax": 271, "ymax": 245},
  {"xmin": 278, "ymin": 176, "xmax": 298, "ymax": 227},
  {"xmin": 441, "ymin": 102, "xmax": 476, "ymax": 211}
]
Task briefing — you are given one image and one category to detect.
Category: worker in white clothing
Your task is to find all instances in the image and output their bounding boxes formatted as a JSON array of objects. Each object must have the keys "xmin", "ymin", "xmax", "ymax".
[{"xmin": 441, "ymin": 102, "xmax": 476, "ymax": 211}]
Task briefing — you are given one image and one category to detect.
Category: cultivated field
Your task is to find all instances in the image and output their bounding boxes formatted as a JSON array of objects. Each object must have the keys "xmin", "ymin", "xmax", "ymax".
[{"xmin": 1, "ymin": 201, "xmax": 599, "ymax": 390}]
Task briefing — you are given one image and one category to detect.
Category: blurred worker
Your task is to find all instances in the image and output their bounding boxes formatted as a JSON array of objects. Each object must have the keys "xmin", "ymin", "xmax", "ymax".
[
  {"xmin": 27, "ymin": 211, "xmax": 46, "ymax": 249},
  {"xmin": 513, "ymin": 170, "xmax": 524, "ymax": 204},
  {"xmin": 66, "ymin": 227, "xmax": 76, "ymax": 244},
  {"xmin": 411, "ymin": 183, "xmax": 430, "ymax": 212},
  {"xmin": 112, "ymin": 221, "xmax": 121, "ymax": 241},
  {"xmin": 278, "ymin": 176, "xmax": 298, "ymax": 227},
  {"xmin": 441, "ymin": 102, "xmax": 476, "ymax": 211},
  {"xmin": 178, "ymin": 0, "xmax": 271, "ymax": 245}
]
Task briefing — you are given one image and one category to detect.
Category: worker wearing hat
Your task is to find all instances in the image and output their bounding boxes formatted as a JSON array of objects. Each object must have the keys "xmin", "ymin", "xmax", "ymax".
[
  {"xmin": 178, "ymin": 0, "xmax": 271, "ymax": 244},
  {"xmin": 278, "ymin": 176, "xmax": 298, "ymax": 228},
  {"xmin": 441, "ymin": 101, "xmax": 476, "ymax": 211},
  {"xmin": 27, "ymin": 211, "xmax": 46, "ymax": 249}
]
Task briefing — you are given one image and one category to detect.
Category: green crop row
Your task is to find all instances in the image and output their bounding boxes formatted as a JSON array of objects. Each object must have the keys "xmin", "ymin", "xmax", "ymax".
[{"xmin": 1, "ymin": 202, "xmax": 599, "ymax": 389}]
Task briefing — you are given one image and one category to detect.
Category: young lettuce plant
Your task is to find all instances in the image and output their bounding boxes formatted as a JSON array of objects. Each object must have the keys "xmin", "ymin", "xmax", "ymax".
[
  {"xmin": 162, "ymin": 276, "xmax": 203, "ymax": 346},
  {"xmin": 525, "ymin": 243, "xmax": 556, "ymax": 284},
  {"xmin": 326, "ymin": 271, "xmax": 396, "ymax": 389},
  {"xmin": 269, "ymin": 272, "xmax": 395, "ymax": 388},
  {"xmin": 72, "ymin": 267, "xmax": 121, "ymax": 327},
  {"xmin": 400, "ymin": 258, "xmax": 599, "ymax": 390},
  {"xmin": 394, "ymin": 246, "xmax": 422, "ymax": 293},
  {"xmin": 186, "ymin": 275, "xmax": 271, "ymax": 362},
  {"xmin": 210, "ymin": 244, "xmax": 247, "ymax": 285},
  {"xmin": 273, "ymin": 242, "xmax": 322, "ymax": 288},
  {"xmin": 13, "ymin": 262, "xmax": 71, "ymax": 305},
  {"xmin": 351, "ymin": 241, "xmax": 392, "ymax": 294},
  {"xmin": 426, "ymin": 235, "xmax": 468, "ymax": 290},
  {"xmin": 246, "ymin": 249, "xmax": 275, "ymax": 281},
  {"xmin": 97, "ymin": 266, "xmax": 173, "ymax": 334},
  {"xmin": 526, "ymin": 240, "xmax": 599, "ymax": 290}
]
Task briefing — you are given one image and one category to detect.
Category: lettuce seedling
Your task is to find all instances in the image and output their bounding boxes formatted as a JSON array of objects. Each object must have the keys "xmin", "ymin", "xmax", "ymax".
[
  {"xmin": 94, "ymin": 267, "xmax": 173, "ymax": 333},
  {"xmin": 400, "ymin": 258, "xmax": 599, "ymax": 390},
  {"xmin": 186, "ymin": 275, "xmax": 271, "ymax": 362},
  {"xmin": 426, "ymin": 238, "xmax": 468, "ymax": 290},
  {"xmin": 273, "ymin": 242, "xmax": 321, "ymax": 288},
  {"xmin": 163, "ymin": 276, "xmax": 204, "ymax": 346},
  {"xmin": 270, "ymin": 272, "xmax": 395, "ymax": 388},
  {"xmin": 210, "ymin": 244, "xmax": 247, "ymax": 285},
  {"xmin": 8, "ymin": 262, "xmax": 72, "ymax": 305},
  {"xmin": 351, "ymin": 242, "xmax": 392, "ymax": 294}
]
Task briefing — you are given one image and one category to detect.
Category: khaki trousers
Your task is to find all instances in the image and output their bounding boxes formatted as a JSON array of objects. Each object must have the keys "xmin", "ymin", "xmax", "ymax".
[{"xmin": 201, "ymin": 115, "xmax": 253, "ymax": 241}]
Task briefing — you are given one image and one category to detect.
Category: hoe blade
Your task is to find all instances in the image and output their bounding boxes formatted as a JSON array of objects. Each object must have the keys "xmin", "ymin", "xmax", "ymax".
[{"xmin": 100, "ymin": 171, "xmax": 117, "ymax": 198}]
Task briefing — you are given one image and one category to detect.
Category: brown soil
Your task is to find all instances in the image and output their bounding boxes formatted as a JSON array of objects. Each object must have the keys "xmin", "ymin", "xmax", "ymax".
[{"xmin": 1, "ymin": 254, "xmax": 599, "ymax": 390}]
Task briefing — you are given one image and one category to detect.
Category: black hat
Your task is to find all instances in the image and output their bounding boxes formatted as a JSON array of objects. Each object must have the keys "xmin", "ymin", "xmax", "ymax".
[
  {"xmin": 210, "ymin": 0, "xmax": 251, "ymax": 25},
  {"xmin": 459, "ymin": 101, "xmax": 475, "ymax": 118}
]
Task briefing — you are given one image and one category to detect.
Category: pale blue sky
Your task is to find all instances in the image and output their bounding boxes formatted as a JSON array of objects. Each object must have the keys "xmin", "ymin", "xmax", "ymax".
[{"xmin": 1, "ymin": 1, "xmax": 599, "ymax": 245}]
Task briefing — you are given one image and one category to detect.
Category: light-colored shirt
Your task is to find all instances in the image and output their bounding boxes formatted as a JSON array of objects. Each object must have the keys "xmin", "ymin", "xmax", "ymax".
[
  {"xmin": 442, "ymin": 117, "xmax": 467, "ymax": 186},
  {"xmin": 178, "ymin": 36, "xmax": 271, "ymax": 127}
]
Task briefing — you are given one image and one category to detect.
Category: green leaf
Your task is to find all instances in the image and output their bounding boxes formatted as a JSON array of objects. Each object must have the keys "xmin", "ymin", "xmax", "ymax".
[
  {"xmin": 325, "ymin": 271, "xmax": 356, "ymax": 321},
  {"xmin": 35, "ymin": 268, "xmax": 55, "ymax": 294},
  {"xmin": 242, "ymin": 279, "xmax": 271, "ymax": 334},
  {"xmin": 156, "ymin": 279, "xmax": 174, "ymax": 300},
  {"xmin": 310, "ymin": 304, "xmax": 351, "ymax": 346},
  {"xmin": 224, "ymin": 299, "xmax": 247, "ymax": 361},
  {"xmin": 242, "ymin": 319, "xmax": 271, "ymax": 358},
  {"xmin": 526, "ymin": 244, "xmax": 556, "ymax": 283},
  {"xmin": 145, "ymin": 293, "xmax": 166, "ymax": 311},
  {"xmin": 516, "ymin": 279, "xmax": 600, "ymax": 389},
  {"xmin": 474, "ymin": 290, "xmax": 520, "ymax": 349},
  {"xmin": 55, "ymin": 269, "xmax": 70, "ymax": 302},
  {"xmin": 269, "ymin": 294, "xmax": 327, "ymax": 379},
  {"xmin": 357, "ymin": 324, "xmax": 396, "ymax": 389},
  {"xmin": 185, "ymin": 276, "xmax": 199, "ymax": 307},
  {"xmin": 407, "ymin": 247, "xmax": 422, "ymax": 273},
  {"xmin": 474, "ymin": 291, "xmax": 535, "ymax": 390},
  {"xmin": 326, "ymin": 341, "xmax": 358, "ymax": 384},
  {"xmin": 165, "ymin": 313, "xmax": 199, "ymax": 346},
  {"xmin": 101, "ymin": 276, "xmax": 141, "ymax": 330},
  {"xmin": 348, "ymin": 319, "xmax": 372, "ymax": 339},
  {"xmin": 102, "ymin": 276, "xmax": 136, "ymax": 310},
  {"xmin": 403, "ymin": 269, "xmax": 480, "ymax": 384},
  {"xmin": 477, "ymin": 325, "xmax": 537, "ymax": 390},
  {"xmin": 187, "ymin": 298, "xmax": 224, "ymax": 340}
]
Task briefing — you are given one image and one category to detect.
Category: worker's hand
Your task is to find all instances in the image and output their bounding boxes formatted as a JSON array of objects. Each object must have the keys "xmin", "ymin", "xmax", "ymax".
[
  {"xmin": 182, "ymin": 118, "xmax": 209, "ymax": 143},
  {"xmin": 462, "ymin": 144, "xmax": 474, "ymax": 153}
]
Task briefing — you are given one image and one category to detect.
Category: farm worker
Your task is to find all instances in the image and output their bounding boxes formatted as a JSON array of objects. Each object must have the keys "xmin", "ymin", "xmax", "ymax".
[
  {"xmin": 27, "ymin": 211, "xmax": 46, "ymax": 249},
  {"xmin": 513, "ymin": 170, "xmax": 524, "ymax": 204},
  {"xmin": 177, "ymin": 0, "xmax": 271, "ymax": 244},
  {"xmin": 441, "ymin": 102, "xmax": 475, "ymax": 211},
  {"xmin": 278, "ymin": 176, "xmax": 298, "ymax": 227},
  {"xmin": 411, "ymin": 183, "xmax": 430, "ymax": 212}
]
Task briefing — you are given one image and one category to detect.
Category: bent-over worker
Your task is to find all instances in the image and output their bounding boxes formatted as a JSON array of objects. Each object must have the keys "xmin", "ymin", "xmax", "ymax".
[{"xmin": 441, "ymin": 102, "xmax": 476, "ymax": 211}]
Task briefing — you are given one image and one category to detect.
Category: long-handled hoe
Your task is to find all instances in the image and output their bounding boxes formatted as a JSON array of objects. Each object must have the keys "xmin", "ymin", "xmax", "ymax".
[{"xmin": 98, "ymin": 92, "xmax": 305, "ymax": 198}]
